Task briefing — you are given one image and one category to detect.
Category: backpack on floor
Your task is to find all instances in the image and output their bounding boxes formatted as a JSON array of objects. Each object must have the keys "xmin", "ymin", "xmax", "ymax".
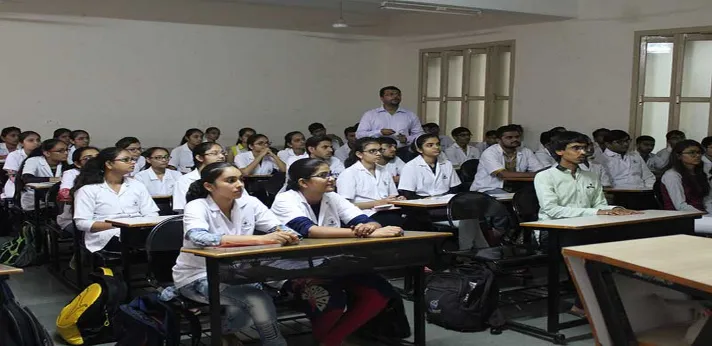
[
  {"xmin": 0, "ymin": 221, "xmax": 39, "ymax": 267},
  {"xmin": 56, "ymin": 268, "xmax": 127, "ymax": 345},
  {"xmin": 425, "ymin": 264, "xmax": 502, "ymax": 332},
  {"xmin": 0, "ymin": 278, "xmax": 54, "ymax": 346},
  {"xmin": 113, "ymin": 293, "xmax": 194, "ymax": 346}
]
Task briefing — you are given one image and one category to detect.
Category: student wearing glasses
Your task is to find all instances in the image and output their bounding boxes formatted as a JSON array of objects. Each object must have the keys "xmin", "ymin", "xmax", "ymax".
[
  {"xmin": 115, "ymin": 137, "xmax": 146, "ymax": 177},
  {"xmin": 17, "ymin": 139, "xmax": 68, "ymax": 210},
  {"xmin": 172, "ymin": 142, "xmax": 226, "ymax": 212},
  {"xmin": 601, "ymin": 130, "xmax": 655, "ymax": 189},
  {"xmin": 337, "ymin": 138, "xmax": 405, "ymax": 226},
  {"xmin": 67, "ymin": 130, "xmax": 91, "ymax": 165},
  {"xmin": 57, "ymin": 146, "xmax": 100, "ymax": 232},
  {"xmin": 73, "ymin": 147, "xmax": 159, "ymax": 253},
  {"xmin": 235, "ymin": 134, "xmax": 286, "ymax": 176},
  {"xmin": 444, "ymin": 127, "xmax": 481, "ymax": 166},
  {"xmin": 169, "ymin": 128, "xmax": 205, "ymax": 173},
  {"xmin": 271, "ymin": 158, "xmax": 402, "ymax": 346},
  {"xmin": 134, "ymin": 147, "xmax": 183, "ymax": 196}
]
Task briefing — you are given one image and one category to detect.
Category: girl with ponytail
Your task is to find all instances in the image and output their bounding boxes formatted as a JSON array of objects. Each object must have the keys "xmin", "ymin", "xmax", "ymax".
[
  {"xmin": 169, "ymin": 128, "xmax": 204, "ymax": 173},
  {"xmin": 173, "ymin": 161, "xmax": 297, "ymax": 346},
  {"xmin": 16, "ymin": 139, "xmax": 68, "ymax": 210},
  {"xmin": 172, "ymin": 142, "xmax": 226, "ymax": 212},
  {"xmin": 56, "ymin": 146, "xmax": 99, "ymax": 231},
  {"xmin": 72, "ymin": 147, "xmax": 159, "ymax": 253}
]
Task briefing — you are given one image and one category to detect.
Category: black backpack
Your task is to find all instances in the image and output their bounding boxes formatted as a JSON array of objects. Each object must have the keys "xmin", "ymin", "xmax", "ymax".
[
  {"xmin": 424, "ymin": 264, "xmax": 502, "ymax": 332},
  {"xmin": 113, "ymin": 293, "xmax": 200, "ymax": 346},
  {"xmin": 0, "ymin": 221, "xmax": 40, "ymax": 267},
  {"xmin": 0, "ymin": 278, "xmax": 54, "ymax": 346}
]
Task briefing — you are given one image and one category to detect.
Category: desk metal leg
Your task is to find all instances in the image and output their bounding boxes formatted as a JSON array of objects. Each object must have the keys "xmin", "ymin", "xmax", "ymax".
[
  {"xmin": 33, "ymin": 194, "xmax": 47, "ymax": 260},
  {"xmin": 206, "ymin": 258, "xmax": 222, "ymax": 346},
  {"xmin": 585, "ymin": 261, "xmax": 636, "ymax": 345},
  {"xmin": 411, "ymin": 266, "xmax": 426, "ymax": 346},
  {"xmin": 120, "ymin": 228, "xmax": 132, "ymax": 299},
  {"xmin": 547, "ymin": 229, "xmax": 561, "ymax": 335}
]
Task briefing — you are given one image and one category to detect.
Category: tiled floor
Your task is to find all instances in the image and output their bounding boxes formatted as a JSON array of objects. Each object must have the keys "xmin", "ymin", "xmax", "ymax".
[{"xmin": 6, "ymin": 266, "xmax": 597, "ymax": 345}]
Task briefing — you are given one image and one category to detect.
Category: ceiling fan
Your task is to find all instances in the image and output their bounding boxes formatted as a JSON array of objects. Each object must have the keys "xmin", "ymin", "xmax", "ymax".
[{"xmin": 331, "ymin": 0, "xmax": 375, "ymax": 29}]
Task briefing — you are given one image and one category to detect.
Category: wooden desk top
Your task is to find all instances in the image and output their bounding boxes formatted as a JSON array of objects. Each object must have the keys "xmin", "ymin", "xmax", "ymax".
[
  {"xmin": 520, "ymin": 210, "xmax": 704, "ymax": 230},
  {"xmin": 563, "ymin": 234, "xmax": 712, "ymax": 294},
  {"xmin": 503, "ymin": 177, "xmax": 534, "ymax": 182},
  {"xmin": 182, "ymin": 231, "xmax": 451, "ymax": 258},
  {"xmin": 26, "ymin": 182, "xmax": 58, "ymax": 189},
  {"xmin": 603, "ymin": 188, "xmax": 653, "ymax": 193},
  {"xmin": 0, "ymin": 264, "xmax": 23, "ymax": 275},
  {"xmin": 392, "ymin": 193, "xmax": 513, "ymax": 208},
  {"xmin": 151, "ymin": 195, "xmax": 172, "ymax": 199},
  {"xmin": 107, "ymin": 215, "xmax": 178, "ymax": 228}
]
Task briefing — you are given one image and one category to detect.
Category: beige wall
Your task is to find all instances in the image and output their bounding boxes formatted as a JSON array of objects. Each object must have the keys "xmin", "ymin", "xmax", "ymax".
[
  {"xmin": 0, "ymin": 16, "xmax": 385, "ymax": 148},
  {"xmin": 385, "ymin": 0, "xmax": 712, "ymax": 148}
]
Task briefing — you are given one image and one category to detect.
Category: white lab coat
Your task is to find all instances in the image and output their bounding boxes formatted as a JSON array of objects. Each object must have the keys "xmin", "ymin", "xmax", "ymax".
[
  {"xmin": 56, "ymin": 168, "xmax": 80, "ymax": 230},
  {"xmin": 277, "ymin": 148, "xmax": 306, "ymax": 164},
  {"xmin": 601, "ymin": 149, "xmax": 655, "ymax": 189},
  {"xmin": 235, "ymin": 151, "xmax": 279, "ymax": 175},
  {"xmin": 444, "ymin": 143, "xmax": 481, "ymax": 166},
  {"xmin": 383, "ymin": 157, "xmax": 406, "ymax": 178},
  {"xmin": 173, "ymin": 195, "xmax": 281, "ymax": 288},
  {"xmin": 470, "ymin": 144, "xmax": 544, "ymax": 193},
  {"xmin": 134, "ymin": 168, "xmax": 183, "ymax": 196},
  {"xmin": 2, "ymin": 149, "xmax": 27, "ymax": 199},
  {"xmin": 168, "ymin": 143, "xmax": 195, "ymax": 174},
  {"xmin": 271, "ymin": 190, "xmax": 364, "ymax": 228},
  {"xmin": 398, "ymin": 155, "xmax": 461, "ymax": 197},
  {"xmin": 172, "ymin": 169, "xmax": 201, "ymax": 211},
  {"xmin": 74, "ymin": 179, "xmax": 159, "ymax": 252},
  {"xmin": 20, "ymin": 157, "xmax": 64, "ymax": 210},
  {"xmin": 333, "ymin": 144, "xmax": 351, "ymax": 163},
  {"xmin": 336, "ymin": 161, "xmax": 398, "ymax": 216}
]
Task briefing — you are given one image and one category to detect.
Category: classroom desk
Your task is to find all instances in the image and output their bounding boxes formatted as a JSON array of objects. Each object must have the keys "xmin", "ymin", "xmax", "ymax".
[
  {"xmin": 106, "ymin": 215, "xmax": 180, "ymax": 297},
  {"xmin": 391, "ymin": 193, "xmax": 514, "ymax": 209},
  {"xmin": 563, "ymin": 235, "xmax": 712, "ymax": 346},
  {"xmin": 0, "ymin": 264, "xmax": 23, "ymax": 277},
  {"xmin": 603, "ymin": 188, "xmax": 657, "ymax": 210},
  {"xmin": 182, "ymin": 231, "xmax": 451, "ymax": 346},
  {"xmin": 503, "ymin": 177, "xmax": 535, "ymax": 182},
  {"xmin": 26, "ymin": 181, "xmax": 59, "ymax": 260},
  {"xmin": 517, "ymin": 210, "xmax": 705, "ymax": 344}
]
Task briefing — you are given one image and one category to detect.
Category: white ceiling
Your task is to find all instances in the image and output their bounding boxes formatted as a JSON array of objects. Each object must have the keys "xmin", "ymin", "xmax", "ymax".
[{"xmin": 0, "ymin": 0, "xmax": 567, "ymax": 36}]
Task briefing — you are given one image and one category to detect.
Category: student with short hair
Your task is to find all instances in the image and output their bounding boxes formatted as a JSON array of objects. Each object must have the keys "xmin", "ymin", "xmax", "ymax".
[
  {"xmin": 204, "ymin": 127, "xmax": 221, "ymax": 144},
  {"xmin": 591, "ymin": 128, "xmax": 610, "ymax": 163},
  {"xmin": 172, "ymin": 142, "xmax": 226, "ymax": 212},
  {"xmin": 444, "ymin": 127, "xmax": 481, "ymax": 166},
  {"xmin": 636, "ymin": 135, "xmax": 656, "ymax": 163},
  {"xmin": 115, "ymin": 137, "xmax": 146, "ymax": 177},
  {"xmin": 535, "ymin": 129, "xmax": 558, "ymax": 168},
  {"xmin": 174, "ymin": 162, "xmax": 294, "ymax": 346},
  {"xmin": 602, "ymin": 130, "xmax": 655, "ymax": 189},
  {"xmin": 422, "ymin": 122, "xmax": 454, "ymax": 149},
  {"xmin": 17, "ymin": 139, "xmax": 68, "ymax": 210},
  {"xmin": 0, "ymin": 126, "xmax": 21, "ymax": 159},
  {"xmin": 334, "ymin": 126, "xmax": 357, "ymax": 162},
  {"xmin": 308, "ymin": 122, "xmax": 344, "ymax": 148},
  {"xmin": 271, "ymin": 158, "xmax": 402, "ymax": 346},
  {"xmin": 648, "ymin": 130, "xmax": 686, "ymax": 172},
  {"xmin": 169, "ymin": 129, "xmax": 205, "ymax": 174},
  {"xmin": 356, "ymin": 86, "xmax": 424, "ymax": 148},
  {"xmin": 2, "ymin": 131, "xmax": 39, "ymax": 199},
  {"xmin": 286, "ymin": 135, "xmax": 345, "ymax": 177},
  {"xmin": 57, "ymin": 146, "xmax": 100, "ymax": 232},
  {"xmin": 134, "ymin": 147, "xmax": 183, "ymax": 196},
  {"xmin": 377, "ymin": 137, "xmax": 405, "ymax": 184},
  {"xmin": 235, "ymin": 134, "xmax": 286, "ymax": 176},
  {"xmin": 277, "ymin": 131, "xmax": 306, "ymax": 163},
  {"xmin": 398, "ymin": 134, "xmax": 461, "ymax": 199},
  {"xmin": 73, "ymin": 147, "xmax": 159, "ymax": 253},
  {"xmin": 227, "ymin": 127, "xmax": 256, "ymax": 164},
  {"xmin": 474, "ymin": 130, "xmax": 498, "ymax": 153},
  {"xmin": 578, "ymin": 142, "xmax": 612, "ymax": 188},
  {"xmin": 471, "ymin": 125, "xmax": 544, "ymax": 194},
  {"xmin": 67, "ymin": 130, "xmax": 90, "ymax": 165},
  {"xmin": 53, "ymin": 128, "xmax": 72, "ymax": 145}
]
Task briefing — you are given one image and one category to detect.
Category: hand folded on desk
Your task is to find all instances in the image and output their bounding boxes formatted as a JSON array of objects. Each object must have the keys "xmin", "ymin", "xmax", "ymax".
[
  {"xmin": 369, "ymin": 226, "xmax": 404, "ymax": 238},
  {"xmin": 262, "ymin": 231, "xmax": 300, "ymax": 245},
  {"xmin": 597, "ymin": 207, "xmax": 643, "ymax": 216}
]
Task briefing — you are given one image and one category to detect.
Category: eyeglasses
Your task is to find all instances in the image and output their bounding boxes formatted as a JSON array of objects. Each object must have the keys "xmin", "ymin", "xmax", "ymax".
[
  {"xmin": 79, "ymin": 155, "xmax": 97, "ymax": 162},
  {"xmin": 50, "ymin": 148, "xmax": 68, "ymax": 154},
  {"xmin": 310, "ymin": 171, "xmax": 336, "ymax": 179},
  {"xmin": 681, "ymin": 151, "xmax": 702, "ymax": 156},
  {"xmin": 204, "ymin": 151, "xmax": 226, "ymax": 156},
  {"xmin": 149, "ymin": 155, "xmax": 170, "ymax": 161},
  {"xmin": 363, "ymin": 149, "xmax": 383, "ymax": 155},
  {"xmin": 126, "ymin": 147, "xmax": 143, "ymax": 152},
  {"xmin": 253, "ymin": 141, "xmax": 271, "ymax": 146},
  {"xmin": 113, "ymin": 157, "xmax": 138, "ymax": 163},
  {"xmin": 567, "ymin": 145, "xmax": 588, "ymax": 152}
]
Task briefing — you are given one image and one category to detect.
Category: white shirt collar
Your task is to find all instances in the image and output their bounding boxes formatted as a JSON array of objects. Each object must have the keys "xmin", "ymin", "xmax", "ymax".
[{"xmin": 376, "ymin": 106, "xmax": 406, "ymax": 114}]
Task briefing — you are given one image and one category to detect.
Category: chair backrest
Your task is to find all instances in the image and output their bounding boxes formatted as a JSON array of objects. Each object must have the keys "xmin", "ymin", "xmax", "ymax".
[
  {"xmin": 145, "ymin": 215, "xmax": 184, "ymax": 287},
  {"xmin": 446, "ymin": 191, "xmax": 513, "ymax": 225},
  {"xmin": 44, "ymin": 183, "xmax": 61, "ymax": 218},
  {"xmin": 512, "ymin": 185, "xmax": 540, "ymax": 223},
  {"xmin": 458, "ymin": 159, "xmax": 480, "ymax": 183},
  {"xmin": 264, "ymin": 172, "xmax": 287, "ymax": 196},
  {"xmin": 652, "ymin": 179, "xmax": 664, "ymax": 209}
]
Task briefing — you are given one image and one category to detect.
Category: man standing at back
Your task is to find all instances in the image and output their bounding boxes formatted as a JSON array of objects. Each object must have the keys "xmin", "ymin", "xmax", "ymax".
[{"xmin": 356, "ymin": 86, "xmax": 424, "ymax": 149}]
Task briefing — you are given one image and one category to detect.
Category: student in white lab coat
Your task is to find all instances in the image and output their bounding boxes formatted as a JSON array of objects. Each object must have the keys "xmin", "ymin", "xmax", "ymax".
[
  {"xmin": 398, "ymin": 134, "xmax": 462, "ymax": 199},
  {"xmin": 235, "ymin": 134, "xmax": 286, "ymax": 176},
  {"xmin": 203, "ymin": 126, "xmax": 222, "ymax": 145},
  {"xmin": 648, "ymin": 130, "xmax": 686, "ymax": 173},
  {"xmin": 377, "ymin": 137, "xmax": 405, "ymax": 184},
  {"xmin": 601, "ymin": 130, "xmax": 655, "ymax": 189},
  {"xmin": 134, "ymin": 147, "xmax": 183, "ymax": 196},
  {"xmin": 277, "ymin": 131, "xmax": 306, "ymax": 163},
  {"xmin": 73, "ymin": 147, "xmax": 159, "ymax": 253},
  {"xmin": 169, "ymin": 128, "xmax": 205, "ymax": 174},
  {"xmin": 67, "ymin": 130, "xmax": 91, "ymax": 165},
  {"xmin": 174, "ymin": 162, "xmax": 295, "ymax": 346},
  {"xmin": 0, "ymin": 126, "xmax": 21, "ymax": 159},
  {"xmin": 422, "ymin": 122, "xmax": 454, "ymax": 149},
  {"xmin": 591, "ymin": 128, "xmax": 610, "ymax": 164},
  {"xmin": 17, "ymin": 139, "xmax": 68, "ymax": 210},
  {"xmin": 172, "ymin": 142, "xmax": 226, "ymax": 212},
  {"xmin": 52, "ymin": 128, "xmax": 71, "ymax": 146},
  {"xmin": 2, "ymin": 131, "xmax": 39, "ymax": 199},
  {"xmin": 57, "ymin": 146, "xmax": 99, "ymax": 232},
  {"xmin": 333, "ymin": 126, "xmax": 357, "ymax": 162},
  {"xmin": 115, "ymin": 137, "xmax": 146, "ymax": 177},
  {"xmin": 271, "ymin": 158, "xmax": 402, "ymax": 346},
  {"xmin": 337, "ymin": 137, "xmax": 405, "ymax": 226},
  {"xmin": 444, "ymin": 127, "xmax": 481, "ymax": 166}
]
